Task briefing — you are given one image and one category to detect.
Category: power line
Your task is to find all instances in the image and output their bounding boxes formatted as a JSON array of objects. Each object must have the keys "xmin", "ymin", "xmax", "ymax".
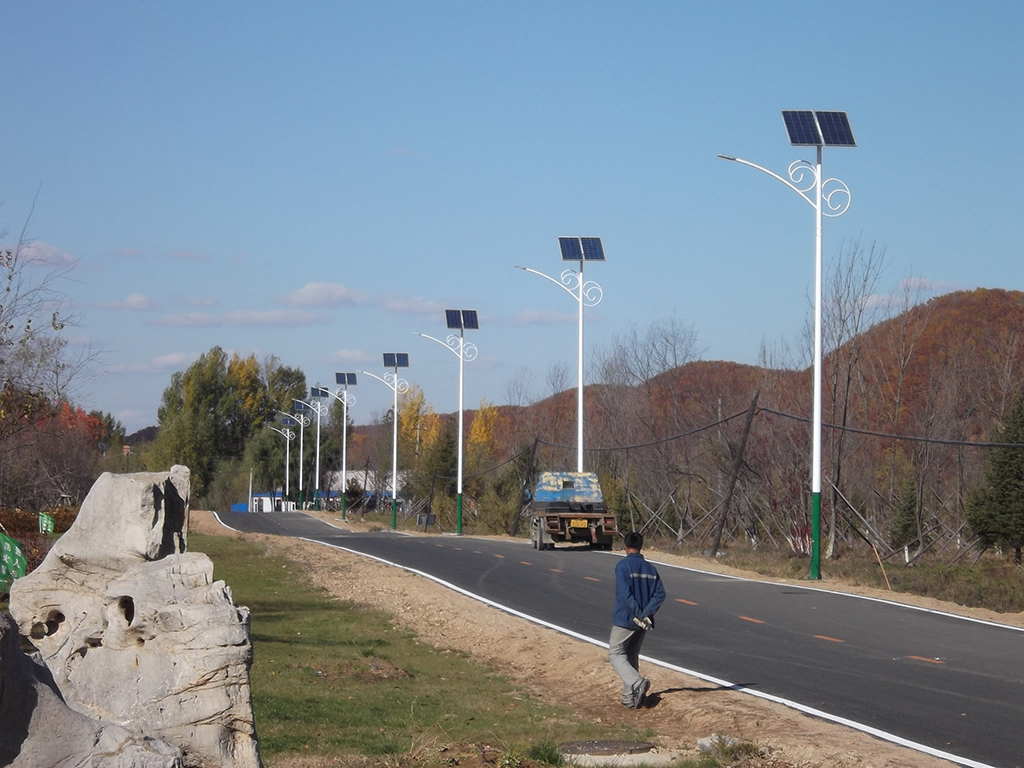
[
  {"xmin": 758, "ymin": 407, "xmax": 1024, "ymax": 449},
  {"xmin": 538, "ymin": 408, "xmax": 751, "ymax": 452}
]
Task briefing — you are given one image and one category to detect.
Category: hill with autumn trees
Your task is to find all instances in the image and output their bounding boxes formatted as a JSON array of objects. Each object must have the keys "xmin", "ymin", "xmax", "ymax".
[
  {"xmin": 345, "ymin": 288, "xmax": 1023, "ymax": 564},
  {"xmin": 95, "ymin": 286, "xmax": 1018, "ymax": 571}
]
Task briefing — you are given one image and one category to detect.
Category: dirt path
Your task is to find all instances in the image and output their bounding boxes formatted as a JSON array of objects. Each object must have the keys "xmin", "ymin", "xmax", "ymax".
[{"xmin": 192, "ymin": 510, "xmax": 985, "ymax": 768}]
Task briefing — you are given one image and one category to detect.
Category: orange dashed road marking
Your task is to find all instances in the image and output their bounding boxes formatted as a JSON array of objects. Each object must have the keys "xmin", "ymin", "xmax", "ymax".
[
  {"xmin": 814, "ymin": 635, "xmax": 845, "ymax": 643},
  {"xmin": 584, "ymin": 576, "xmax": 600, "ymax": 582},
  {"xmin": 676, "ymin": 598, "xmax": 698, "ymax": 606},
  {"xmin": 550, "ymin": 568, "xmax": 563, "ymax": 573},
  {"xmin": 494, "ymin": 554, "xmax": 505, "ymax": 559},
  {"xmin": 520, "ymin": 561, "xmax": 532, "ymax": 566},
  {"xmin": 739, "ymin": 616, "xmax": 765, "ymax": 624},
  {"xmin": 908, "ymin": 655, "xmax": 945, "ymax": 665}
]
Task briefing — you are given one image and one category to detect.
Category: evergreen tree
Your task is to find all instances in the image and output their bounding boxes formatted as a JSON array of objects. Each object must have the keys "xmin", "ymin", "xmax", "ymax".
[
  {"xmin": 968, "ymin": 393, "xmax": 1024, "ymax": 564},
  {"xmin": 888, "ymin": 477, "xmax": 921, "ymax": 550}
]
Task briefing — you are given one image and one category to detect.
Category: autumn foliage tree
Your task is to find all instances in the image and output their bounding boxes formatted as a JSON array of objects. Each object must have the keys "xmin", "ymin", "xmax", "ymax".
[
  {"xmin": 151, "ymin": 347, "xmax": 274, "ymax": 498},
  {"xmin": 0, "ymin": 215, "xmax": 107, "ymax": 510}
]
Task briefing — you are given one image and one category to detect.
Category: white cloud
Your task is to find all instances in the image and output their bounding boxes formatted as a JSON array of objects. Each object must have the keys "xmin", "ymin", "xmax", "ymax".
[
  {"xmin": 321, "ymin": 348, "xmax": 372, "ymax": 365},
  {"xmin": 105, "ymin": 351, "xmax": 194, "ymax": 374},
  {"xmin": 862, "ymin": 278, "xmax": 963, "ymax": 311},
  {"xmin": 63, "ymin": 334, "xmax": 95, "ymax": 347},
  {"xmin": 155, "ymin": 309, "xmax": 326, "ymax": 327},
  {"xmin": 154, "ymin": 312, "xmax": 220, "ymax": 327},
  {"xmin": 276, "ymin": 282, "xmax": 449, "ymax": 318},
  {"xmin": 179, "ymin": 295, "xmax": 220, "ymax": 308},
  {"xmin": 514, "ymin": 309, "xmax": 576, "ymax": 325},
  {"xmin": 379, "ymin": 294, "xmax": 446, "ymax": 315},
  {"xmin": 223, "ymin": 309, "xmax": 325, "ymax": 327},
  {"xmin": 898, "ymin": 276, "xmax": 960, "ymax": 293},
  {"xmin": 15, "ymin": 241, "xmax": 77, "ymax": 268},
  {"xmin": 102, "ymin": 293, "xmax": 160, "ymax": 311},
  {"xmin": 168, "ymin": 250, "xmax": 210, "ymax": 261},
  {"xmin": 276, "ymin": 282, "xmax": 368, "ymax": 308}
]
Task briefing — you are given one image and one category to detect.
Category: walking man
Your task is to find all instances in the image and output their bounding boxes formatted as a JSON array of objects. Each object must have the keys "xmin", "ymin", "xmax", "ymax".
[{"xmin": 609, "ymin": 531, "xmax": 665, "ymax": 708}]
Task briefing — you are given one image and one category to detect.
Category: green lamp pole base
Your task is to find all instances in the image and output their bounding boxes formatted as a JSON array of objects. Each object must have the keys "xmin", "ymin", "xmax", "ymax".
[{"xmin": 809, "ymin": 491, "xmax": 822, "ymax": 580}]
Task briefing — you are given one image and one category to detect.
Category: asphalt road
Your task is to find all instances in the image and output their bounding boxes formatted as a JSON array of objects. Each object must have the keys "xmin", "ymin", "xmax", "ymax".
[{"xmin": 212, "ymin": 512, "xmax": 1024, "ymax": 768}]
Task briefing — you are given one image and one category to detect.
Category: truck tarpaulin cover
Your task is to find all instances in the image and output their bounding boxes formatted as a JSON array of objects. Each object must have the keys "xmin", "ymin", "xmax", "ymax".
[{"xmin": 532, "ymin": 472, "xmax": 603, "ymax": 504}]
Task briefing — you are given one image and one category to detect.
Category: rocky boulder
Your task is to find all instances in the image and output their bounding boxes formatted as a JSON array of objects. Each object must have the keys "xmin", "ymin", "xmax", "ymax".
[
  {"xmin": 0, "ymin": 612, "xmax": 183, "ymax": 768},
  {"xmin": 8, "ymin": 467, "xmax": 262, "ymax": 768}
]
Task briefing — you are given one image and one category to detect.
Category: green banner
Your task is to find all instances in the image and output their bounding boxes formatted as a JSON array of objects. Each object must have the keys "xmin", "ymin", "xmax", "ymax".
[
  {"xmin": 0, "ymin": 532, "xmax": 27, "ymax": 592},
  {"xmin": 39, "ymin": 512, "xmax": 55, "ymax": 534}
]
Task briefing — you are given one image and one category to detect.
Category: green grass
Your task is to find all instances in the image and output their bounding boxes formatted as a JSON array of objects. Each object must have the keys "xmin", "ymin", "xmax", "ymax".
[{"xmin": 190, "ymin": 533, "xmax": 647, "ymax": 764}]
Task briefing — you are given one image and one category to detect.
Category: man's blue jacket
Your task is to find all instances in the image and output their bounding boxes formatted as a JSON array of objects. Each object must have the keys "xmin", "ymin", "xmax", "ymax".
[{"xmin": 613, "ymin": 552, "xmax": 666, "ymax": 629}]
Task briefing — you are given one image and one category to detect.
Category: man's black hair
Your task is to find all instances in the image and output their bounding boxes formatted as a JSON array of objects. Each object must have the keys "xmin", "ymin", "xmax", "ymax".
[{"xmin": 624, "ymin": 531, "xmax": 644, "ymax": 551}]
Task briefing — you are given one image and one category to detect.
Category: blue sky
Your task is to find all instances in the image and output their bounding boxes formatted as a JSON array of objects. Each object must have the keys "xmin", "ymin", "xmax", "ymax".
[{"xmin": 2, "ymin": 2, "xmax": 1022, "ymax": 433}]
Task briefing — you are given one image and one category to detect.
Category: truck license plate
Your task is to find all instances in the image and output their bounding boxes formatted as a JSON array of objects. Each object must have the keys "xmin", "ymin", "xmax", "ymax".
[{"xmin": 569, "ymin": 519, "xmax": 589, "ymax": 528}]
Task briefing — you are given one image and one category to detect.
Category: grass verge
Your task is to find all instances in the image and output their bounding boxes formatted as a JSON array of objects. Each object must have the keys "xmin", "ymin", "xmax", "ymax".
[
  {"xmin": 191, "ymin": 533, "xmax": 652, "ymax": 767},
  {"xmin": 711, "ymin": 544, "xmax": 1024, "ymax": 613}
]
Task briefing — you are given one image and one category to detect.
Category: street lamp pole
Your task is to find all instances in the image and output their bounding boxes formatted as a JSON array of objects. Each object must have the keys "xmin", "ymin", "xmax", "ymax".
[
  {"xmin": 289, "ymin": 405, "xmax": 312, "ymax": 509},
  {"xmin": 266, "ymin": 423, "xmax": 294, "ymax": 507},
  {"xmin": 516, "ymin": 237, "xmax": 605, "ymax": 473},
  {"xmin": 719, "ymin": 110, "xmax": 855, "ymax": 580},
  {"xmin": 303, "ymin": 390, "xmax": 331, "ymax": 510},
  {"xmin": 324, "ymin": 373, "xmax": 357, "ymax": 520},
  {"xmin": 276, "ymin": 410, "xmax": 305, "ymax": 507},
  {"xmin": 416, "ymin": 309, "xmax": 479, "ymax": 535},
  {"xmin": 360, "ymin": 353, "xmax": 410, "ymax": 529}
]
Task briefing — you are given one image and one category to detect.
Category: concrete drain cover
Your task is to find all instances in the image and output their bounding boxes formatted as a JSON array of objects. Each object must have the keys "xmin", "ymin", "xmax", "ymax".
[{"xmin": 561, "ymin": 740, "xmax": 655, "ymax": 756}]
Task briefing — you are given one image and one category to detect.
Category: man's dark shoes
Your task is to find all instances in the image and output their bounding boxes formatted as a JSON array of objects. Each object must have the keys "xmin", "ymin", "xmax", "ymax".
[{"xmin": 631, "ymin": 677, "xmax": 651, "ymax": 709}]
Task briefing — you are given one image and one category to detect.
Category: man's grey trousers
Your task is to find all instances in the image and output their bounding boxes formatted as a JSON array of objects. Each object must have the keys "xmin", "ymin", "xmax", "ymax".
[{"xmin": 608, "ymin": 625, "xmax": 647, "ymax": 704}]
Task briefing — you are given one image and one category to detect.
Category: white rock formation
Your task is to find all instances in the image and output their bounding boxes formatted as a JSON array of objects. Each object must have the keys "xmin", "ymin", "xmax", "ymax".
[
  {"xmin": 0, "ymin": 612, "xmax": 184, "ymax": 768},
  {"xmin": 9, "ymin": 467, "xmax": 262, "ymax": 768}
]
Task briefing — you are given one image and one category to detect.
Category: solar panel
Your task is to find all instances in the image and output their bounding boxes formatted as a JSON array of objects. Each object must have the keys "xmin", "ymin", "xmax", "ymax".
[
  {"xmin": 815, "ymin": 111, "xmax": 856, "ymax": 147},
  {"xmin": 782, "ymin": 110, "xmax": 856, "ymax": 148},
  {"xmin": 345, "ymin": 373, "xmax": 357, "ymax": 386},
  {"xmin": 782, "ymin": 110, "xmax": 820, "ymax": 146},
  {"xmin": 280, "ymin": 416, "xmax": 297, "ymax": 427},
  {"xmin": 580, "ymin": 237, "xmax": 605, "ymax": 260},
  {"xmin": 396, "ymin": 353, "xmax": 409, "ymax": 368},
  {"xmin": 446, "ymin": 309, "xmax": 462, "ymax": 329},
  {"xmin": 383, "ymin": 353, "xmax": 396, "ymax": 368},
  {"xmin": 558, "ymin": 236, "xmax": 583, "ymax": 260},
  {"xmin": 294, "ymin": 400, "xmax": 310, "ymax": 412},
  {"xmin": 311, "ymin": 387, "xmax": 329, "ymax": 398},
  {"xmin": 461, "ymin": 309, "xmax": 479, "ymax": 329}
]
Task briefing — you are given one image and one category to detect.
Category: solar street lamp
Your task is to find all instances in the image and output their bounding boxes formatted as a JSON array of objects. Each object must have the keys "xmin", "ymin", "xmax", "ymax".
[
  {"xmin": 360, "ymin": 353, "xmax": 410, "ymax": 529},
  {"xmin": 267, "ymin": 419, "xmax": 295, "ymax": 505},
  {"xmin": 416, "ymin": 309, "xmax": 480, "ymax": 535},
  {"xmin": 516, "ymin": 237, "xmax": 605, "ymax": 473},
  {"xmin": 719, "ymin": 110, "xmax": 856, "ymax": 580},
  {"xmin": 306, "ymin": 389, "xmax": 333, "ymax": 510},
  {"xmin": 320, "ymin": 373, "xmax": 357, "ymax": 520},
  {"xmin": 293, "ymin": 400, "xmax": 320, "ymax": 509},
  {"xmin": 278, "ymin": 409, "xmax": 309, "ymax": 507}
]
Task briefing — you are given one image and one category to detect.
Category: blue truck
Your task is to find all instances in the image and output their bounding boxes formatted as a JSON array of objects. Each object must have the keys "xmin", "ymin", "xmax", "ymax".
[{"xmin": 528, "ymin": 471, "xmax": 617, "ymax": 550}]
